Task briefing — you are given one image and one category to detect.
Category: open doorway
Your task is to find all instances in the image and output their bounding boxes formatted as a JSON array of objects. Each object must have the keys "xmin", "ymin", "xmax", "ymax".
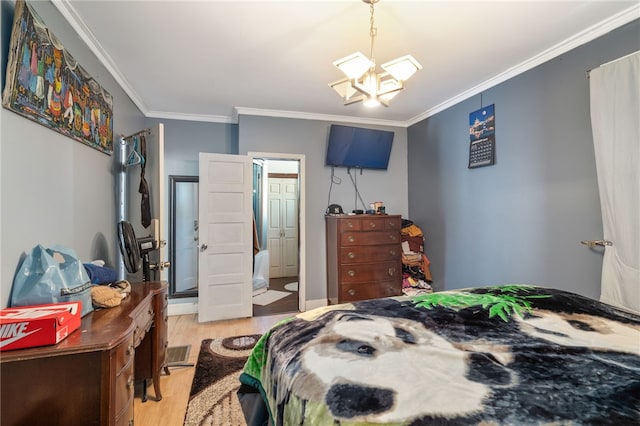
[{"xmin": 250, "ymin": 153, "xmax": 305, "ymax": 317}]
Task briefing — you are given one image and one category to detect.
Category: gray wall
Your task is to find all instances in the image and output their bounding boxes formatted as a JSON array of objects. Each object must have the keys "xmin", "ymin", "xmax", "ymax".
[
  {"xmin": 238, "ymin": 115, "xmax": 408, "ymax": 301},
  {"xmin": 407, "ymin": 20, "xmax": 640, "ymax": 299},
  {"xmin": 145, "ymin": 118, "xmax": 238, "ymax": 178},
  {"xmin": 1, "ymin": 0, "xmax": 146, "ymax": 307}
]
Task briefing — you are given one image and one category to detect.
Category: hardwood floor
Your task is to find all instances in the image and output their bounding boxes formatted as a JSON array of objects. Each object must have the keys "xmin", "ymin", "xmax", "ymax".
[{"xmin": 134, "ymin": 312, "xmax": 290, "ymax": 425}]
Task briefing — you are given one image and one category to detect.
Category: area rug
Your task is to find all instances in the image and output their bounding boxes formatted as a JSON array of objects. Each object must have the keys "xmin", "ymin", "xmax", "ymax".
[
  {"xmin": 183, "ymin": 335, "xmax": 261, "ymax": 426},
  {"xmin": 252, "ymin": 289, "xmax": 290, "ymax": 306},
  {"xmin": 283, "ymin": 281, "xmax": 298, "ymax": 292}
]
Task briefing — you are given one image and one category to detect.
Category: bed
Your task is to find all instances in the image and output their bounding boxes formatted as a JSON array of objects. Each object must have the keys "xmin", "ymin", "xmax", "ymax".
[{"xmin": 238, "ymin": 285, "xmax": 640, "ymax": 425}]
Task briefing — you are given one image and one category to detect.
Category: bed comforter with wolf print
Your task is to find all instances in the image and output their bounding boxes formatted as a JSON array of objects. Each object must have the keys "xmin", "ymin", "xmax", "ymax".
[{"xmin": 239, "ymin": 285, "xmax": 640, "ymax": 425}]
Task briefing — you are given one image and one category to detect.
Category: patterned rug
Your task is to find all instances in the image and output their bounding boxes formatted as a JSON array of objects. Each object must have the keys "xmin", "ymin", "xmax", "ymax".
[{"xmin": 183, "ymin": 335, "xmax": 261, "ymax": 426}]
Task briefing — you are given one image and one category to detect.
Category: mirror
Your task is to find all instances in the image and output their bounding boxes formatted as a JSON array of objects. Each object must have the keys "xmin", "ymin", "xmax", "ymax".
[{"xmin": 169, "ymin": 175, "xmax": 199, "ymax": 298}]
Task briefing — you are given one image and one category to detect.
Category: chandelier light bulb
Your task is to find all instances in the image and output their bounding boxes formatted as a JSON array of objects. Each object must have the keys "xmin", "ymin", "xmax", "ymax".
[{"xmin": 328, "ymin": 0, "xmax": 421, "ymax": 107}]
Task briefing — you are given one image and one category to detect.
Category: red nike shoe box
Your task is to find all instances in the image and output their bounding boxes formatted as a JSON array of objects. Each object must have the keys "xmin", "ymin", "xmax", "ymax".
[{"xmin": 0, "ymin": 301, "xmax": 82, "ymax": 351}]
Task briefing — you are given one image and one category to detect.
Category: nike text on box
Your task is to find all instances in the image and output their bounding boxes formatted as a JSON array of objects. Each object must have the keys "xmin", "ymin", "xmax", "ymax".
[{"xmin": 0, "ymin": 301, "xmax": 82, "ymax": 351}]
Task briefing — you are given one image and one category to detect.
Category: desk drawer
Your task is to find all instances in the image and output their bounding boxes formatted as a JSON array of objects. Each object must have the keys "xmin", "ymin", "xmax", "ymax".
[
  {"xmin": 114, "ymin": 356, "xmax": 134, "ymax": 418},
  {"xmin": 114, "ymin": 340, "xmax": 135, "ymax": 374},
  {"xmin": 133, "ymin": 303, "xmax": 154, "ymax": 347}
]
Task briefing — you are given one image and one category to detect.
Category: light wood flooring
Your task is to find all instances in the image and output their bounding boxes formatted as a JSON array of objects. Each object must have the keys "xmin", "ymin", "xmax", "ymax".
[{"xmin": 134, "ymin": 312, "xmax": 290, "ymax": 426}]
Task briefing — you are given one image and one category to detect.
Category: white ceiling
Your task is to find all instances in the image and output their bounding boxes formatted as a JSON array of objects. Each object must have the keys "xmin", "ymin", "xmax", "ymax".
[{"xmin": 55, "ymin": 1, "xmax": 639, "ymax": 127}]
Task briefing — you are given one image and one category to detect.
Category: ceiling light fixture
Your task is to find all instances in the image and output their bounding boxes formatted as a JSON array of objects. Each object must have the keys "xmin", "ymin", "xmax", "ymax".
[{"xmin": 329, "ymin": 0, "xmax": 422, "ymax": 107}]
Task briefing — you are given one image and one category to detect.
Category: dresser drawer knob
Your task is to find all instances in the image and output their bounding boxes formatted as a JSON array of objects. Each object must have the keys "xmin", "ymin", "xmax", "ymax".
[
  {"xmin": 369, "ymin": 222, "xmax": 376, "ymax": 228},
  {"xmin": 347, "ymin": 236, "xmax": 355, "ymax": 243},
  {"xmin": 348, "ymin": 289, "xmax": 356, "ymax": 296},
  {"xmin": 348, "ymin": 252, "xmax": 356, "ymax": 259},
  {"xmin": 348, "ymin": 270, "xmax": 356, "ymax": 277},
  {"xmin": 347, "ymin": 222, "xmax": 354, "ymax": 228},
  {"xmin": 388, "ymin": 268, "xmax": 395, "ymax": 276},
  {"xmin": 389, "ymin": 234, "xmax": 397, "ymax": 241},
  {"xmin": 388, "ymin": 221, "xmax": 396, "ymax": 228},
  {"xmin": 389, "ymin": 250, "xmax": 396, "ymax": 256}
]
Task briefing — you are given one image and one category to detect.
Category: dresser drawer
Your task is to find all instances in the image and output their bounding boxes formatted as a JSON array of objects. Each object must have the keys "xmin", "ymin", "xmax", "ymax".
[
  {"xmin": 360, "ymin": 216, "xmax": 400, "ymax": 231},
  {"xmin": 341, "ymin": 231, "xmax": 400, "ymax": 246},
  {"xmin": 338, "ymin": 218, "xmax": 362, "ymax": 232},
  {"xmin": 340, "ymin": 261, "xmax": 401, "ymax": 283},
  {"xmin": 340, "ymin": 244, "xmax": 400, "ymax": 263},
  {"xmin": 340, "ymin": 280, "xmax": 401, "ymax": 301}
]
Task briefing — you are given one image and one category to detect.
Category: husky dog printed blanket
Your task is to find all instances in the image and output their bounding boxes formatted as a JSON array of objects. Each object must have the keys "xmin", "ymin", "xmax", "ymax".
[{"xmin": 239, "ymin": 285, "xmax": 640, "ymax": 425}]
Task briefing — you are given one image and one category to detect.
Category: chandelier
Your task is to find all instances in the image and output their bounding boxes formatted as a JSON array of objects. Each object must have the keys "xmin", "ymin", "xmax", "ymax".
[{"xmin": 329, "ymin": 0, "xmax": 422, "ymax": 107}]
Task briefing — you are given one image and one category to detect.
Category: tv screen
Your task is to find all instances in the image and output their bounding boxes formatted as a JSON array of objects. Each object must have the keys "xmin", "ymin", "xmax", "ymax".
[{"xmin": 325, "ymin": 124, "xmax": 394, "ymax": 170}]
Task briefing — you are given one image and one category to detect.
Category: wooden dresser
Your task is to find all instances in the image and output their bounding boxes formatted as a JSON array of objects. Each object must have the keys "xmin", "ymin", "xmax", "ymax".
[
  {"xmin": 0, "ymin": 281, "xmax": 168, "ymax": 426},
  {"xmin": 326, "ymin": 214, "xmax": 402, "ymax": 304}
]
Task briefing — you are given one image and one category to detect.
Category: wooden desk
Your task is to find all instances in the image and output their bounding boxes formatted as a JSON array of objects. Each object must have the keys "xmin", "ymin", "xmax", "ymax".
[{"xmin": 0, "ymin": 281, "xmax": 168, "ymax": 426}]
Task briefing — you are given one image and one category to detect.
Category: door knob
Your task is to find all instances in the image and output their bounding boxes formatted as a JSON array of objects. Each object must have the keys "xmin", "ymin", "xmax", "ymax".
[
  {"xmin": 149, "ymin": 261, "xmax": 170, "ymax": 271},
  {"xmin": 200, "ymin": 243, "xmax": 208, "ymax": 252}
]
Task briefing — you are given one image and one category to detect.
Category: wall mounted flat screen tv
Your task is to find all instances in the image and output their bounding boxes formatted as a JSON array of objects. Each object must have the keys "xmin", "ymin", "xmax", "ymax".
[{"xmin": 325, "ymin": 124, "xmax": 394, "ymax": 170}]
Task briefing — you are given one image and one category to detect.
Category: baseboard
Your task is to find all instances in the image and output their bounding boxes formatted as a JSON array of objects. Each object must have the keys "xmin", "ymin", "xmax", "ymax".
[
  {"xmin": 167, "ymin": 300, "xmax": 198, "ymax": 316},
  {"xmin": 168, "ymin": 297, "xmax": 327, "ymax": 316}
]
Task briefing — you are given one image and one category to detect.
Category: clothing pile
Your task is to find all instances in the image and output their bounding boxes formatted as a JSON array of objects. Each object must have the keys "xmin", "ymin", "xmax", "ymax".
[{"xmin": 400, "ymin": 219, "xmax": 433, "ymax": 296}]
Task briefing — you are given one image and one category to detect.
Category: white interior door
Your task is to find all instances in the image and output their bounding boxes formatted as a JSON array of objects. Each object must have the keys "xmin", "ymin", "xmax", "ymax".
[
  {"xmin": 198, "ymin": 153, "xmax": 253, "ymax": 322},
  {"xmin": 127, "ymin": 123, "xmax": 167, "ymax": 281},
  {"xmin": 267, "ymin": 182, "xmax": 283, "ymax": 278},
  {"xmin": 589, "ymin": 51, "xmax": 639, "ymax": 313},
  {"xmin": 267, "ymin": 177, "xmax": 299, "ymax": 278}
]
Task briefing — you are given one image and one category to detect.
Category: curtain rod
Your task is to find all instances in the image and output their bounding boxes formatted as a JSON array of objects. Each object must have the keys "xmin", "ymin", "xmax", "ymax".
[
  {"xmin": 121, "ymin": 128, "xmax": 150, "ymax": 141},
  {"xmin": 586, "ymin": 50, "xmax": 640, "ymax": 79}
]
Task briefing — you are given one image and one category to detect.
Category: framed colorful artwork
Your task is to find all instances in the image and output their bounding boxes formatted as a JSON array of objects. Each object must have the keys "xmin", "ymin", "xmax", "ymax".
[{"xmin": 2, "ymin": 0, "xmax": 114, "ymax": 155}]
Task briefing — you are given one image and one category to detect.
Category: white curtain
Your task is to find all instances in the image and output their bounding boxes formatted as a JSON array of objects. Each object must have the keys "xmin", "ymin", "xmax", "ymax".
[{"xmin": 589, "ymin": 51, "xmax": 640, "ymax": 313}]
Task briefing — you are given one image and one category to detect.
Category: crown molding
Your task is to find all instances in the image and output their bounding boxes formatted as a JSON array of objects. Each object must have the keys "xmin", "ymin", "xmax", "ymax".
[
  {"xmin": 405, "ymin": 3, "xmax": 640, "ymax": 127},
  {"xmin": 55, "ymin": 1, "xmax": 638, "ymax": 128},
  {"xmin": 52, "ymin": 0, "xmax": 150, "ymax": 115},
  {"xmin": 146, "ymin": 110, "xmax": 236, "ymax": 124},
  {"xmin": 233, "ymin": 107, "xmax": 407, "ymax": 128}
]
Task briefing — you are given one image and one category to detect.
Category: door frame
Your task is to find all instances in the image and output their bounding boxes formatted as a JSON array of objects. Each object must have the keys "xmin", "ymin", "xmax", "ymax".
[{"xmin": 249, "ymin": 152, "xmax": 306, "ymax": 313}]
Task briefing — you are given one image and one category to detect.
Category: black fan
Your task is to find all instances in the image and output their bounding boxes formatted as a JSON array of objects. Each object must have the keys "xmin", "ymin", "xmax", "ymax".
[
  {"xmin": 118, "ymin": 221, "xmax": 141, "ymax": 274},
  {"xmin": 117, "ymin": 220, "xmax": 157, "ymax": 281}
]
